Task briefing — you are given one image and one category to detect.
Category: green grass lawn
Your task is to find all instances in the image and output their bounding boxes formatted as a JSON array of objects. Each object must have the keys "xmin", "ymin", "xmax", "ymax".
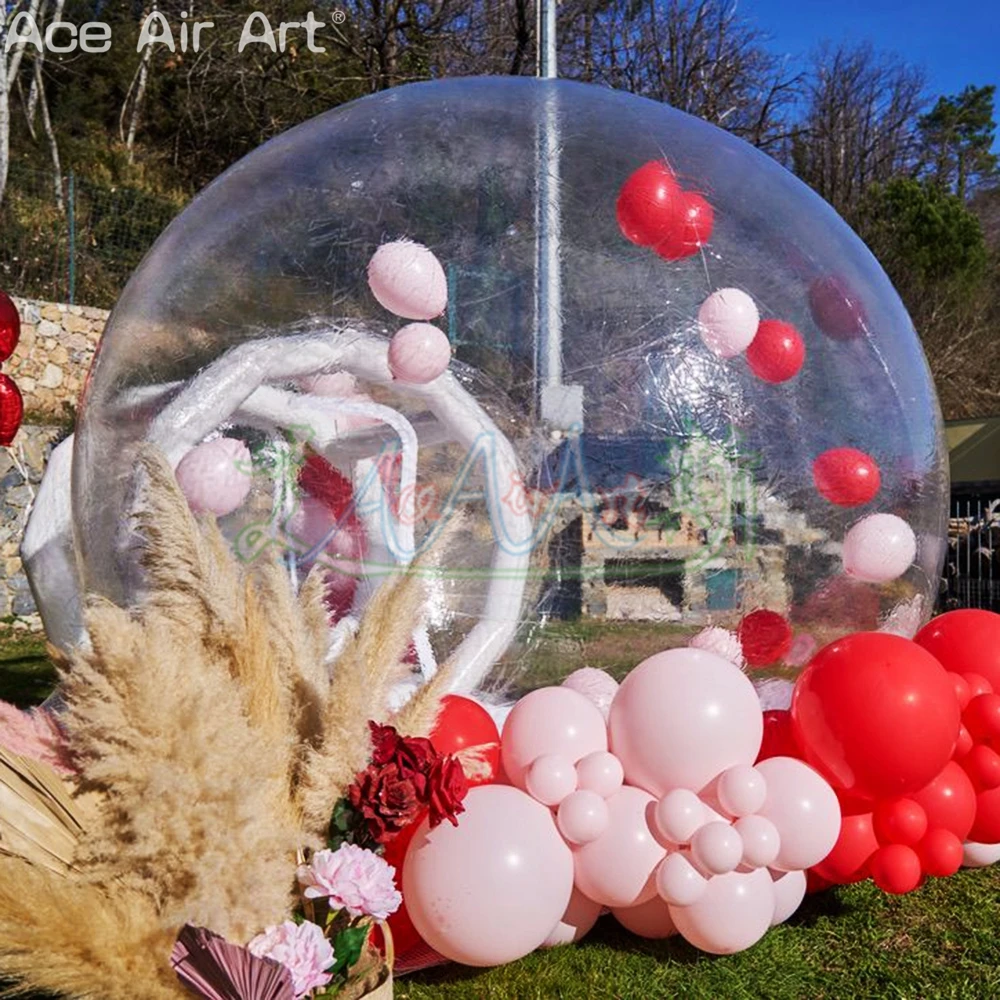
[{"xmin": 3, "ymin": 627, "xmax": 1000, "ymax": 999}]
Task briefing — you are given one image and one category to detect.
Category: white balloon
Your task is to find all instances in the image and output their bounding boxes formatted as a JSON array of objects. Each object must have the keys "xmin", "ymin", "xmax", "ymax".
[
  {"xmin": 717, "ymin": 764, "xmax": 767, "ymax": 817},
  {"xmin": 842, "ymin": 513, "xmax": 917, "ymax": 584},
  {"xmin": 770, "ymin": 869, "xmax": 807, "ymax": 926},
  {"xmin": 697, "ymin": 288, "xmax": 760, "ymax": 358},
  {"xmin": 691, "ymin": 821, "xmax": 744, "ymax": 875},
  {"xmin": 735, "ymin": 814, "xmax": 781, "ymax": 869},
  {"xmin": 962, "ymin": 841, "xmax": 1000, "ymax": 868}
]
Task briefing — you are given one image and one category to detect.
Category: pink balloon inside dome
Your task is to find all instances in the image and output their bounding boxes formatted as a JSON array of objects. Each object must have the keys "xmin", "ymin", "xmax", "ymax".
[
  {"xmin": 388, "ymin": 323, "xmax": 452, "ymax": 384},
  {"xmin": 842, "ymin": 513, "xmax": 917, "ymax": 584},
  {"xmin": 562, "ymin": 667, "xmax": 619, "ymax": 719},
  {"xmin": 367, "ymin": 239, "xmax": 447, "ymax": 320},
  {"xmin": 298, "ymin": 371, "xmax": 359, "ymax": 396},
  {"xmin": 697, "ymin": 288, "xmax": 759, "ymax": 358},
  {"xmin": 175, "ymin": 437, "xmax": 252, "ymax": 517}
]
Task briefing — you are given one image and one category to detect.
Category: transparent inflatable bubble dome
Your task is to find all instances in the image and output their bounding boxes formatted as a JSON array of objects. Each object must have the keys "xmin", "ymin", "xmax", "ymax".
[{"xmin": 72, "ymin": 77, "xmax": 948, "ymax": 696}]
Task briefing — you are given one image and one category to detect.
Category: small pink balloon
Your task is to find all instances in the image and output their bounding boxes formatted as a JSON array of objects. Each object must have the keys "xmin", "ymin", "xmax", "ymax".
[
  {"xmin": 367, "ymin": 240, "xmax": 447, "ymax": 320},
  {"xmin": 388, "ymin": 323, "xmax": 452, "ymax": 384},
  {"xmin": 527, "ymin": 754, "xmax": 578, "ymax": 807},
  {"xmin": 717, "ymin": 765, "xmax": 767, "ymax": 818},
  {"xmin": 842, "ymin": 513, "xmax": 917, "ymax": 583},
  {"xmin": 613, "ymin": 896, "xmax": 677, "ymax": 939},
  {"xmin": 287, "ymin": 495, "xmax": 336, "ymax": 551},
  {"xmin": 557, "ymin": 790, "xmax": 609, "ymax": 845},
  {"xmin": 655, "ymin": 852, "xmax": 708, "ymax": 907},
  {"xmin": 562, "ymin": 667, "xmax": 619, "ymax": 718},
  {"xmin": 735, "ymin": 815, "xmax": 781, "ymax": 869},
  {"xmin": 654, "ymin": 788, "xmax": 707, "ymax": 845},
  {"xmin": 501, "ymin": 687, "xmax": 608, "ymax": 790},
  {"xmin": 669, "ymin": 868, "xmax": 775, "ymax": 955},
  {"xmin": 403, "ymin": 785, "xmax": 573, "ymax": 967},
  {"xmin": 608, "ymin": 648, "xmax": 763, "ymax": 797},
  {"xmin": 175, "ymin": 437, "xmax": 252, "ymax": 517},
  {"xmin": 691, "ymin": 821, "xmax": 743, "ymax": 875},
  {"xmin": 573, "ymin": 786, "xmax": 665, "ymax": 909},
  {"xmin": 697, "ymin": 288, "xmax": 759, "ymax": 358},
  {"xmin": 542, "ymin": 887, "xmax": 603, "ymax": 947},
  {"xmin": 770, "ymin": 869, "xmax": 807, "ymax": 926},
  {"xmin": 785, "ymin": 632, "xmax": 819, "ymax": 669},
  {"xmin": 298, "ymin": 371, "xmax": 359, "ymax": 396},
  {"xmin": 755, "ymin": 757, "xmax": 841, "ymax": 872},
  {"xmin": 576, "ymin": 751, "xmax": 625, "ymax": 799}
]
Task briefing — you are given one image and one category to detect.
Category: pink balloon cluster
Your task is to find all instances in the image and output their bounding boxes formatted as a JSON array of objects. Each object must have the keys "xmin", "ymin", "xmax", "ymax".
[{"xmin": 402, "ymin": 647, "xmax": 842, "ymax": 965}]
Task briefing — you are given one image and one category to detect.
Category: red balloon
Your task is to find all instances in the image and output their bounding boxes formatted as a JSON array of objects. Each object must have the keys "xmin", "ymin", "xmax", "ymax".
[
  {"xmin": 970, "ymin": 784, "xmax": 1000, "ymax": 843},
  {"xmin": 963, "ymin": 693, "xmax": 1000, "ymax": 743},
  {"xmin": 616, "ymin": 161, "xmax": 683, "ymax": 248},
  {"xmin": 812, "ymin": 810, "xmax": 877, "ymax": 884},
  {"xmin": 870, "ymin": 844, "xmax": 922, "ymax": 895},
  {"xmin": 950, "ymin": 673, "xmax": 972, "ymax": 711},
  {"xmin": 873, "ymin": 798, "xmax": 927, "ymax": 847},
  {"xmin": 745, "ymin": 320, "xmax": 805, "ymax": 384},
  {"xmin": 955, "ymin": 725, "xmax": 974, "ymax": 759},
  {"xmin": 791, "ymin": 632, "xmax": 961, "ymax": 800},
  {"xmin": 430, "ymin": 695, "xmax": 500, "ymax": 786},
  {"xmin": 965, "ymin": 673, "xmax": 995, "ymax": 698},
  {"xmin": 961, "ymin": 744, "xmax": 1000, "ymax": 791},
  {"xmin": 0, "ymin": 374, "xmax": 24, "ymax": 447},
  {"xmin": 757, "ymin": 709, "xmax": 799, "ymax": 762},
  {"xmin": 738, "ymin": 610, "xmax": 793, "ymax": 668},
  {"xmin": 910, "ymin": 761, "xmax": 976, "ymax": 840},
  {"xmin": 915, "ymin": 610, "xmax": 1000, "ymax": 693},
  {"xmin": 384, "ymin": 822, "xmax": 424, "ymax": 956},
  {"xmin": 917, "ymin": 828, "xmax": 963, "ymax": 878},
  {"xmin": 811, "ymin": 448, "xmax": 881, "ymax": 507},
  {"xmin": 0, "ymin": 291, "xmax": 20, "ymax": 363},
  {"xmin": 655, "ymin": 191, "xmax": 714, "ymax": 260},
  {"xmin": 808, "ymin": 275, "xmax": 868, "ymax": 341}
]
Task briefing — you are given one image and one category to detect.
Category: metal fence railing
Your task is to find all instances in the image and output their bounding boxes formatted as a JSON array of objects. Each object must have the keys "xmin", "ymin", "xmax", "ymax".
[{"xmin": 941, "ymin": 492, "xmax": 1000, "ymax": 612}]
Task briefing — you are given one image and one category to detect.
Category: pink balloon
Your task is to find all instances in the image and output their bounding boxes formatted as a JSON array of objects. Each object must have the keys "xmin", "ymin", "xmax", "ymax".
[
  {"xmin": 691, "ymin": 821, "xmax": 743, "ymax": 875},
  {"xmin": 367, "ymin": 240, "xmax": 447, "ymax": 320},
  {"xmin": 573, "ymin": 786, "xmax": 665, "ymax": 908},
  {"xmin": 542, "ymin": 887, "xmax": 603, "ymax": 947},
  {"xmin": 298, "ymin": 371, "xmax": 359, "ymax": 396},
  {"xmin": 527, "ymin": 754, "xmax": 578, "ymax": 807},
  {"xmin": 716, "ymin": 764, "xmax": 767, "ymax": 818},
  {"xmin": 175, "ymin": 437, "xmax": 252, "ymax": 517},
  {"xmin": 287, "ymin": 496, "xmax": 336, "ymax": 551},
  {"xmin": 655, "ymin": 852, "xmax": 707, "ymax": 907},
  {"xmin": 388, "ymin": 323, "xmax": 452, "ymax": 384},
  {"xmin": 403, "ymin": 785, "xmax": 573, "ymax": 967},
  {"xmin": 562, "ymin": 668, "xmax": 619, "ymax": 718},
  {"xmin": 501, "ymin": 687, "xmax": 608, "ymax": 789},
  {"xmin": 557, "ymin": 790, "xmax": 609, "ymax": 845},
  {"xmin": 669, "ymin": 868, "xmax": 775, "ymax": 955},
  {"xmin": 654, "ymin": 788, "xmax": 707, "ymax": 844},
  {"xmin": 608, "ymin": 648, "xmax": 763, "ymax": 797},
  {"xmin": 575, "ymin": 751, "xmax": 624, "ymax": 799},
  {"xmin": 735, "ymin": 815, "xmax": 781, "ymax": 869},
  {"xmin": 613, "ymin": 896, "xmax": 677, "ymax": 939},
  {"xmin": 842, "ymin": 513, "xmax": 917, "ymax": 583},
  {"xmin": 754, "ymin": 757, "xmax": 841, "ymax": 871},
  {"xmin": 963, "ymin": 841, "xmax": 1000, "ymax": 868},
  {"xmin": 785, "ymin": 633, "xmax": 819, "ymax": 669},
  {"xmin": 770, "ymin": 869, "xmax": 807, "ymax": 926},
  {"xmin": 697, "ymin": 288, "xmax": 759, "ymax": 358}
]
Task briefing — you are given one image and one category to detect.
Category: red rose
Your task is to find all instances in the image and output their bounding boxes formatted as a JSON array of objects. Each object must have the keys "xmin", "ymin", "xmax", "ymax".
[
  {"xmin": 349, "ymin": 762, "xmax": 423, "ymax": 844},
  {"xmin": 427, "ymin": 754, "xmax": 470, "ymax": 828},
  {"xmin": 368, "ymin": 721, "xmax": 436, "ymax": 782},
  {"xmin": 369, "ymin": 722, "xmax": 401, "ymax": 767}
]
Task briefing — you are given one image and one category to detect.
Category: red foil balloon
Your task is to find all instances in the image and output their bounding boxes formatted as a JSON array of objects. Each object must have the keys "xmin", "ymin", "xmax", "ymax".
[
  {"xmin": 811, "ymin": 448, "xmax": 881, "ymax": 507},
  {"xmin": 737, "ymin": 609, "xmax": 793, "ymax": 668},
  {"xmin": 910, "ymin": 761, "xmax": 976, "ymax": 840},
  {"xmin": 615, "ymin": 161, "xmax": 684, "ymax": 248},
  {"xmin": 915, "ymin": 610, "xmax": 1000, "ymax": 693},
  {"xmin": 0, "ymin": 291, "xmax": 21, "ymax": 363},
  {"xmin": 745, "ymin": 320, "xmax": 805, "ymax": 384},
  {"xmin": 430, "ymin": 695, "xmax": 500, "ymax": 785},
  {"xmin": 870, "ymin": 844, "xmax": 922, "ymax": 895},
  {"xmin": 790, "ymin": 632, "xmax": 961, "ymax": 800},
  {"xmin": 0, "ymin": 374, "xmax": 24, "ymax": 446}
]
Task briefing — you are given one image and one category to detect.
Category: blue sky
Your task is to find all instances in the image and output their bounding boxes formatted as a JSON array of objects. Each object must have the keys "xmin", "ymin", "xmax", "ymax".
[{"xmin": 747, "ymin": 0, "xmax": 999, "ymax": 145}]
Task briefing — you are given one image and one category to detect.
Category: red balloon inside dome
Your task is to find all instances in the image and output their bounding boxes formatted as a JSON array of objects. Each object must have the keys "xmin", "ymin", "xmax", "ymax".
[
  {"xmin": 811, "ymin": 448, "xmax": 881, "ymax": 507},
  {"xmin": 737, "ymin": 609, "xmax": 793, "ymax": 668},
  {"xmin": 915, "ymin": 610, "xmax": 1000, "ymax": 694},
  {"xmin": 0, "ymin": 291, "xmax": 20, "ymax": 363},
  {"xmin": 790, "ymin": 632, "xmax": 961, "ymax": 801},
  {"xmin": 0, "ymin": 374, "xmax": 24, "ymax": 447},
  {"xmin": 745, "ymin": 320, "xmax": 805, "ymax": 384},
  {"xmin": 616, "ymin": 161, "xmax": 684, "ymax": 248},
  {"xmin": 870, "ymin": 844, "xmax": 922, "ymax": 895},
  {"xmin": 430, "ymin": 695, "xmax": 500, "ymax": 786},
  {"xmin": 873, "ymin": 797, "xmax": 927, "ymax": 847},
  {"xmin": 910, "ymin": 761, "xmax": 977, "ymax": 841},
  {"xmin": 917, "ymin": 828, "xmax": 963, "ymax": 878},
  {"xmin": 808, "ymin": 275, "xmax": 868, "ymax": 341},
  {"xmin": 655, "ymin": 191, "xmax": 714, "ymax": 260}
]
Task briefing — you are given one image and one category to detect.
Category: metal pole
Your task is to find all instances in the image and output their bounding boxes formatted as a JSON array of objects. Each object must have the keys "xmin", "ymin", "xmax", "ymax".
[{"xmin": 67, "ymin": 171, "xmax": 76, "ymax": 305}]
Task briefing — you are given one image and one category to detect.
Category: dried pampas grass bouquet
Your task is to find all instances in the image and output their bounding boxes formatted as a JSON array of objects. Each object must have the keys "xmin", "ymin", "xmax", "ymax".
[{"xmin": 0, "ymin": 449, "xmax": 482, "ymax": 1000}]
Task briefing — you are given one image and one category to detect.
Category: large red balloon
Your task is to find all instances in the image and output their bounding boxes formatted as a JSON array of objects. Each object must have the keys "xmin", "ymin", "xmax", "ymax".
[
  {"xmin": 791, "ymin": 633, "xmax": 961, "ymax": 800},
  {"xmin": 0, "ymin": 374, "xmax": 24, "ymax": 446},
  {"xmin": 812, "ymin": 810, "xmax": 877, "ymax": 884},
  {"xmin": 615, "ymin": 161, "xmax": 684, "ymax": 248},
  {"xmin": 910, "ymin": 761, "xmax": 977, "ymax": 840},
  {"xmin": 812, "ymin": 448, "xmax": 881, "ymax": 507},
  {"xmin": 738, "ymin": 610, "xmax": 793, "ymax": 668},
  {"xmin": 745, "ymin": 320, "xmax": 805, "ymax": 384},
  {"xmin": 915, "ymin": 610, "xmax": 1000, "ymax": 693},
  {"xmin": 430, "ymin": 695, "xmax": 500, "ymax": 785},
  {"xmin": 0, "ymin": 291, "xmax": 20, "ymax": 363}
]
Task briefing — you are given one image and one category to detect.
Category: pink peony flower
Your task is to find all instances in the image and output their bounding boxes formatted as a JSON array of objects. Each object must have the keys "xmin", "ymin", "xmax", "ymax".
[
  {"xmin": 689, "ymin": 626, "xmax": 745, "ymax": 669},
  {"xmin": 298, "ymin": 844, "xmax": 402, "ymax": 920},
  {"xmin": 561, "ymin": 668, "xmax": 619, "ymax": 719},
  {"xmin": 0, "ymin": 701, "xmax": 76, "ymax": 776},
  {"xmin": 247, "ymin": 921, "xmax": 334, "ymax": 998}
]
